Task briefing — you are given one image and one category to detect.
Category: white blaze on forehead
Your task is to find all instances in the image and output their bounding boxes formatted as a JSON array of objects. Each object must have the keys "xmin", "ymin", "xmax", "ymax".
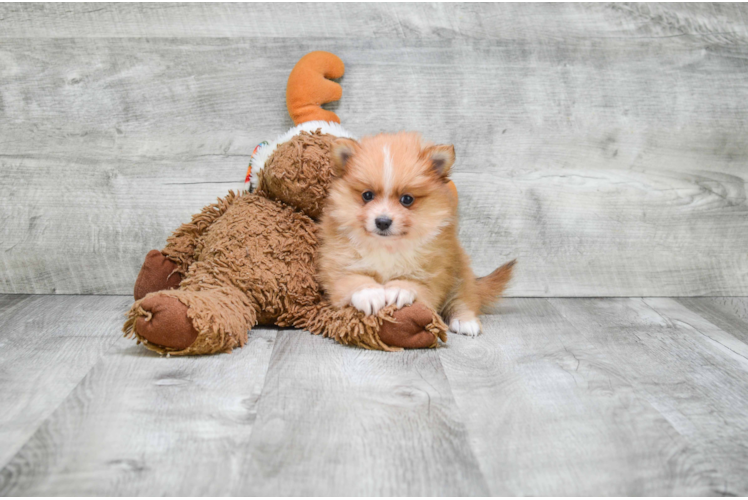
[{"xmin": 382, "ymin": 145, "xmax": 394, "ymax": 197}]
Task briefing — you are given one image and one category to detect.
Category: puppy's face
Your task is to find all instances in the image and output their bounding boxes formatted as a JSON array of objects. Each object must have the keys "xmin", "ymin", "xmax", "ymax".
[{"xmin": 327, "ymin": 132, "xmax": 456, "ymax": 251}]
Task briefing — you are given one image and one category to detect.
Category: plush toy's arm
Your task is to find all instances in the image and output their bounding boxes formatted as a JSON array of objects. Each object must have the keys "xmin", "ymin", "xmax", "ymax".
[
  {"xmin": 285, "ymin": 301, "xmax": 447, "ymax": 351},
  {"xmin": 162, "ymin": 190, "xmax": 241, "ymax": 275}
]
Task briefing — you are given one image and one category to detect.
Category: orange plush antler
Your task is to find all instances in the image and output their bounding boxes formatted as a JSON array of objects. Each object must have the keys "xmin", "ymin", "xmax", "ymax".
[{"xmin": 286, "ymin": 51, "xmax": 345, "ymax": 125}]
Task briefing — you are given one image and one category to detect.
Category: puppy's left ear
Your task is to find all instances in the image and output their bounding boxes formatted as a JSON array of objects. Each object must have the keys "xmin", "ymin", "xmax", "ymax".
[{"xmin": 422, "ymin": 144, "xmax": 455, "ymax": 178}]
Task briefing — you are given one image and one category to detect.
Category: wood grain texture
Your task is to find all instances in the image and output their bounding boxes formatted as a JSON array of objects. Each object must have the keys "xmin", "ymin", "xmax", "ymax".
[
  {"xmin": 232, "ymin": 330, "xmax": 487, "ymax": 496},
  {"xmin": 1, "ymin": 3, "xmax": 747, "ymax": 40},
  {"xmin": 1, "ymin": 3, "xmax": 748, "ymax": 296},
  {"xmin": 710, "ymin": 297, "xmax": 748, "ymax": 322},
  {"xmin": 646, "ymin": 297, "xmax": 748, "ymax": 363},
  {"xmin": 0, "ymin": 327, "xmax": 277, "ymax": 496},
  {"xmin": 0, "ymin": 294, "xmax": 130, "ymax": 469},
  {"xmin": 3, "ymin": 294, "xmax": 748, "ymax": 495},
  {"xmin": 678, "ymin": 297, "xmax": 748, "ymax": 345},
  {"xmin": 439, "ymin": 298, "xmax": 719, "ymax": 496},
  {"xmin": 549, "ymin": 297, "xmax": 748, "ymax": 496},
  {"xmin": 709, "ymin": 297, "xmax": 748, "ymax": 322}
]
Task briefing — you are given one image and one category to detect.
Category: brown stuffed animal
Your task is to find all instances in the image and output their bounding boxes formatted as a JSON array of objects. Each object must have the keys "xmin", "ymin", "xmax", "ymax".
[{"xmin": 123, "ymin": 52, "xmax": 448, "ymax": 355}]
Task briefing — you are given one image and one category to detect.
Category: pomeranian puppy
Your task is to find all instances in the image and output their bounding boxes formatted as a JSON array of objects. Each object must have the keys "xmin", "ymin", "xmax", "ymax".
[{"xmin": 317, "ymin": 132, "xmax": 514, "ymax": 337}]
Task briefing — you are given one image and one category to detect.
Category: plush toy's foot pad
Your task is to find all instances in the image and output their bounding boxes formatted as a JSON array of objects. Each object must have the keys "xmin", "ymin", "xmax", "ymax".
[
  {"xmin": 134, "ymin": 250, "xmax": 182, "ymax": 300},
  {"xmin": 379, "ymin": 303, "xmax": 444, "ymax": 349},
  {"xmin": 133, "ymin": 295, "xmax": 198, "ymax": 350}
]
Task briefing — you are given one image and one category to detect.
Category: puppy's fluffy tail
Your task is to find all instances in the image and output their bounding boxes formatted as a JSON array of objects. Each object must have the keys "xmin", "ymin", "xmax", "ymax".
[{"xmin": 476, "ymin": 259, "xmax": 516, "ymax": 311}]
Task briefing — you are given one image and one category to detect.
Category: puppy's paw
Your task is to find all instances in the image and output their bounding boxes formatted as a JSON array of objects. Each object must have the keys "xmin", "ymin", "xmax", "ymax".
[
  {"xmin": 384, "ymin": 287, "xmax": 416, "ymax": 309},
  {"xmin": 351, "ymin": 287, "xmax": 387, "ymax": 316},
  {"xmin": 449, "ymin": 318, "xmax": 482, "ymax": 337}
]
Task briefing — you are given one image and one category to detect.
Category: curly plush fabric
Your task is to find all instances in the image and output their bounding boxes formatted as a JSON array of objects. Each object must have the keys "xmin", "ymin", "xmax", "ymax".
[
  {"xmin": 161, "ymin": 192, "xmax": 240, "ymax": 276},
  {"xmin": 257, "ymin": 131, "xmax": 337, "ymax": 219},
  {"xmin": 299, "ymin": 303, "xmax": 447, "ymax": 351}
]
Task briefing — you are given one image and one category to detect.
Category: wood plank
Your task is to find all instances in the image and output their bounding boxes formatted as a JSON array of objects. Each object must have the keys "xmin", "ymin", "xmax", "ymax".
[
  {"xmin": 0, "ymin": 325, "xmax": 277, "ymax": 496},
  {"xmin": 678, "ymin": 297, "xmax": 748, "ymax": 345},
  {"xmin": 549, "ymin": 297, "xmax": 748, "ymax": 496},
  {"xmin": 711, "ymin": 297, "xmax": 748, "ymax": 322},
  {"xmin": 647, "ymin": 297, "xmax": 748, "ymax": 363},
  {"xmin": 0, "ymin": 294, "xmax": 131, "ymax": 468},
  {"xmin": 710, "ymin": 297, "xmax": 748, "ymax": 323},
  {"xmin": 0, "ymin": 155, "xmax": 243, "ymax": 294},
  {"xmin": 438, "ymin": 298, "xmax": 719, "ymax": 496},
  {"xmin": 2, "ymin": 30, "xmax": 748, "ymax": 296},
  {"xmin": 231, "ymin": 330, "xmax": 487, "ymax": 496},
  {"xmin": 3, "ymin": 3, "xmax": 747, "ymax": 39}
]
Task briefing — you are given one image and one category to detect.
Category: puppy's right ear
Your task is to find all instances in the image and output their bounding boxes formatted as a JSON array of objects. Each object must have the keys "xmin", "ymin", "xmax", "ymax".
[
  {"xmin": 331, "ymin": 138, "xmax": 358, "ymax": 177},
  {"xmin": 422, "ymin": 144, "xmax": 456, "ymax": 179}
]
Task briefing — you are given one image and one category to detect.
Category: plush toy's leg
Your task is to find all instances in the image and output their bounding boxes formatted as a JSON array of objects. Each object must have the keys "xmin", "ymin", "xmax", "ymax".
[
  {"xmin": 132, "ymin": 191, "xmax": 242, "ymax": 300},
  {"xmin": 128, "ymin": 294, "xmax": 198, "ymax": 350},
  {"xmin": 133, "ymin": 250, "xmax": 183, "ymax": 300},
  {"xmin": 289, "ymin": 302, "xmax": 448, "ymax": 351},
  {"xmin": 161, "ymin": 191, "xmax": 241, "ymax": 275},
  {"xmin": 123, "ymin": 286, "xmax": 257, "ymax": 356}
]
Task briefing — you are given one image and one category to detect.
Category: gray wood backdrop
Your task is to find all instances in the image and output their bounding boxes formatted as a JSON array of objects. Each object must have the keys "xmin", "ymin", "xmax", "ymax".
[{"xmin": 1, "ymin": 3, "xmax": 747, "ymax": 296}]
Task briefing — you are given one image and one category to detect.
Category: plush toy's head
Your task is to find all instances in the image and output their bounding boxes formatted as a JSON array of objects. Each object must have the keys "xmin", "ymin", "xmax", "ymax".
[
  {"xmin": 246, "ymin": 52, "xmax": 356, "ymax": 219},
  {"xmin": 256, "ymin": 130, "xmax": 337, "ymax": 219}
]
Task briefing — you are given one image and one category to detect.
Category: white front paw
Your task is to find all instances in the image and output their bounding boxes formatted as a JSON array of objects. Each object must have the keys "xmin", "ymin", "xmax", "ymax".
[
  {"xmin": 384, "ymin": 287, "xmax": 416, "ymax": 309},
  {"xmin": 351, "ymin": 287, "xmax": 387, "ymax": 315},
  {"xmin": 449, "ymin": 318, "xmax": 482, "ymax": 337}
]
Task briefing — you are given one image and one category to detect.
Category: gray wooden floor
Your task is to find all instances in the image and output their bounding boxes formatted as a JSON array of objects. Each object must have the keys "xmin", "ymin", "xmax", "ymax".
[{"xmin": 1, "ymin": 295, "xmax": 747, "ymax": 496}]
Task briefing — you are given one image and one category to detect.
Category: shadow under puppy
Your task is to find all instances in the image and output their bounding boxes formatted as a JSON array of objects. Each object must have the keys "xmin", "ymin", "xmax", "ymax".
[{"xmin": 318, "ymin": 132, "xmax": 515, "ymax": 337}]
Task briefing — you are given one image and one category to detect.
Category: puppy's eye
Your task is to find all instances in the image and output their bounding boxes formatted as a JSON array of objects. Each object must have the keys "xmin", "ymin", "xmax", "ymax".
[
  {"xmin": 362, "ymin": 191, "xmax": 375, "ymax": 202},
  {"xmin": 400, "ymin": 194, "xmax": 414, "ymax": 207}
]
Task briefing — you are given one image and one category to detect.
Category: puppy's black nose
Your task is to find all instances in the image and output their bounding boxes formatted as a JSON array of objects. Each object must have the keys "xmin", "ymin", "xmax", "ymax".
[{"xmin": 375, "ymin": 216, "xmax": 392, "ymax": 231}]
